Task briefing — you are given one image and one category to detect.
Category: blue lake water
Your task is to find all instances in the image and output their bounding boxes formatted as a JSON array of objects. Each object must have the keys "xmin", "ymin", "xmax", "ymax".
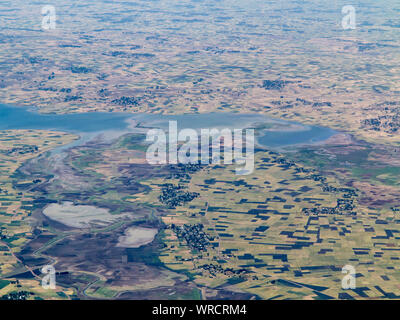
[
  {"xmin": 0, "ymin": 104, "xmax": 131, "ymax": 132},
  {"xmin": 0, "ymin": 104, "xmax": 338, "ymax": 150}
]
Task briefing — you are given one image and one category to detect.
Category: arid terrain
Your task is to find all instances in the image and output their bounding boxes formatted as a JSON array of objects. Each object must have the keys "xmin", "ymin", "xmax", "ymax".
[{"xmin": 0, "ymin": 0, "xmax": 399, "ymax": 300}]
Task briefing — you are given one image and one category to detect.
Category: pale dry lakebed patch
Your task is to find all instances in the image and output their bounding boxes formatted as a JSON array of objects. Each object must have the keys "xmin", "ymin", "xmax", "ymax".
[
  {"xmin": 43, "ymin": 202, "xmax": 129, "ymax": 228},
  {"xmin": 116, "ymin": 227, "xmax": 158, "ymax": 248}
]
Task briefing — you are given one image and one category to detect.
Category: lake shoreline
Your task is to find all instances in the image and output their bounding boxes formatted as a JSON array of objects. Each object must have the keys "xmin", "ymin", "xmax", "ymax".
[{"xmin": 0, "ymin": 103, "xmax": 339, "ymax": 152}]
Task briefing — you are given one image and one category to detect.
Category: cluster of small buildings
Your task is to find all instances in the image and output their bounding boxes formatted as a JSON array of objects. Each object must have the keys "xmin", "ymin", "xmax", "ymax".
[
  {"xmin": 167, "ymin": 163, "xmax": 203, "ymax": 180},
  {"xmin": 1, "ymin": 291, "xmax": 32, "ymax": 300},
  {"xmin": 199, "ymin": 264, "xmax": 250, "ymax": 278},
  {"xmin": 159, "ymin": 183, "xmax": 199, "ymax": 208},
  {"xmin": 302, "ymin": 198, "xmax": 356, "ymax": 216},
  {"xmin": 171, "ymin": 223, "xmax": 212, "ymax": 252},
  {"xmin": 111, "ymin": 96, "xmax": 140, "ymax": 108}
]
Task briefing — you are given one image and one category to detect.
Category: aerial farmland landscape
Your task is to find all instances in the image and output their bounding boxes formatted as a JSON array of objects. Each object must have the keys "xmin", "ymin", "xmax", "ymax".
[{"xmin": 0, "ymin": 0, "xmax": 399, "ymax": 304}]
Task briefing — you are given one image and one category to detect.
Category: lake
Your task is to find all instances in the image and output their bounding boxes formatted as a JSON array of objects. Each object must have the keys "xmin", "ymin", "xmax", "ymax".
[{"xmin": 0, "ymin": 103, "xmax": 338, "ymax": 150}]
